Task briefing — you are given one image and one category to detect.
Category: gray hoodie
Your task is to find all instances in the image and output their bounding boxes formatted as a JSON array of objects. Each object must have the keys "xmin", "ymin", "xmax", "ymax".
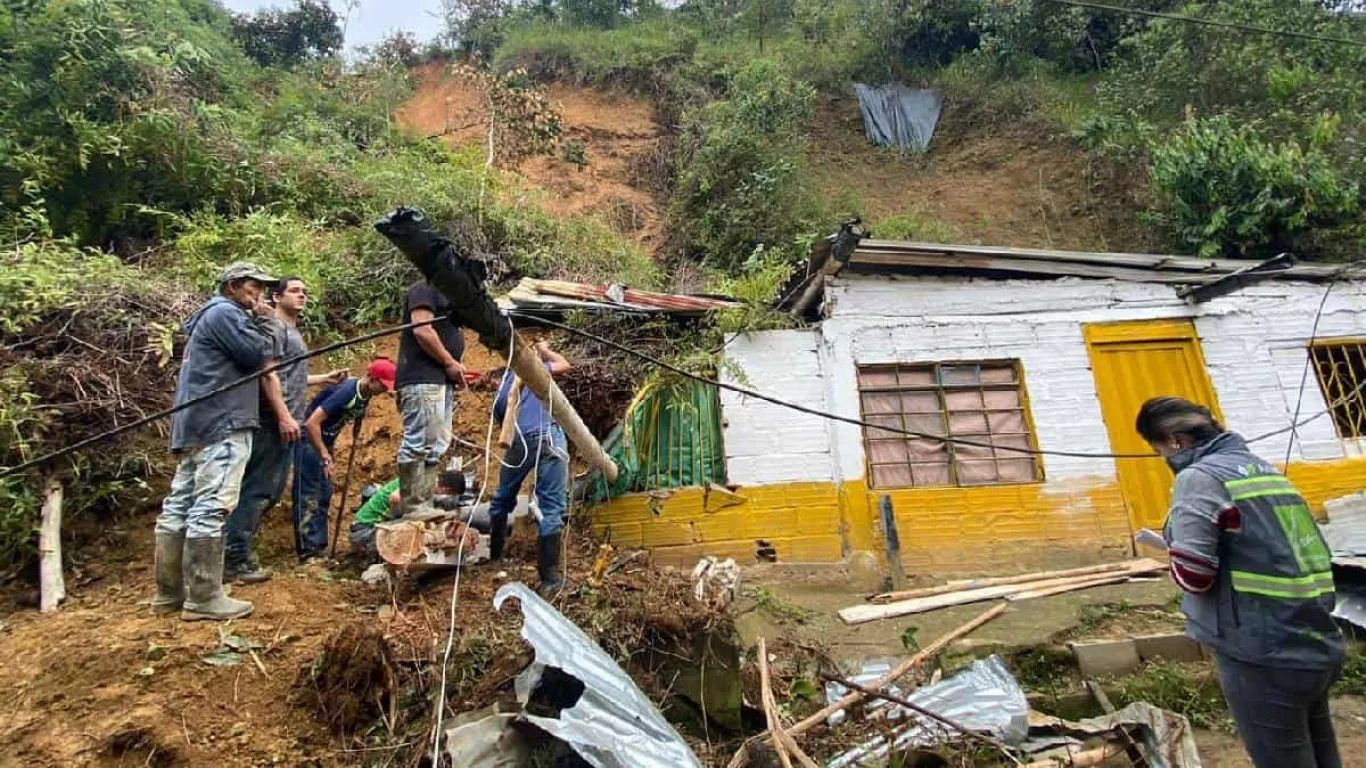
[{"xmin": 170, "ymin": 296, "xmax": 277, "ymax": 452}]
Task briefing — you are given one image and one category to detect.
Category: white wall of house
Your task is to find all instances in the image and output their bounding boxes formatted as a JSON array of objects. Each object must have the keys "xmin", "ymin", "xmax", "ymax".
[{"xmin": 721, "ymin": 274, "xmax": 1366, "ymax": 486}]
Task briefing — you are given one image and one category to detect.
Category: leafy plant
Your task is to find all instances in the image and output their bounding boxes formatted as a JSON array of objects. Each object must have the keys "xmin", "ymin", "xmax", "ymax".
[
  {"xmin": 1148, "ymin": 115, "xmax": 1359, "ymax": 257},
  {"xmin": 230, "ymin": 0, "xmax": 343, "ymax": 68}
]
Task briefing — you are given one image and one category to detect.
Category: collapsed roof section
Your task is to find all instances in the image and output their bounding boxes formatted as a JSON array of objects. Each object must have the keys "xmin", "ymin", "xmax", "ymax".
[{"xmin": 499, "ymin": 277, "xmax": 741, "ymax": 318}]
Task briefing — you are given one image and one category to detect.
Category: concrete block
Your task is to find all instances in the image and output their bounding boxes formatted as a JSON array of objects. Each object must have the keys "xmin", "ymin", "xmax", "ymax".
[
  {"xmin": 1068, "ymin": 638, "xmax": 1141, "ymax": 678},
  {"xmin": 1133, "ymin": 632, "xmax": 1203, "ymax": 664}
]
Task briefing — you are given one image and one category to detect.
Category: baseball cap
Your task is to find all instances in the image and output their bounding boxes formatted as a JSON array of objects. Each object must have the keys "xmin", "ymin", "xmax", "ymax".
[
  {"xmin": 367, "ymin": 357, "xmax": 397, "ymax": 391},
  {"xmin": 218, "ymin": 262, "xmax": 278, "ymax": 286}
]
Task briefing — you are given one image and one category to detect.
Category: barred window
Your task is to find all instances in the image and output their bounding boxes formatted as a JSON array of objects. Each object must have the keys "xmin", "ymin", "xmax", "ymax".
[
  {"xmin": 1311, "ymin": 341, "xmax": 1366, "ymax": 440},
  {"xmin": 857, "ymin": 362, "xmax": 1042, "ymax": 489}
]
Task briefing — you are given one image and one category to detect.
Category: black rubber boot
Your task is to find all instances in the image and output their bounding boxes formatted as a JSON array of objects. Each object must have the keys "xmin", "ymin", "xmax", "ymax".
[
  {"xmin": 536, "ymin": 532, "xmax": 566, "ymax": 597},
  {"xmin": 488, "ymin": 515, "xmax": 508, "ymax": 564}
]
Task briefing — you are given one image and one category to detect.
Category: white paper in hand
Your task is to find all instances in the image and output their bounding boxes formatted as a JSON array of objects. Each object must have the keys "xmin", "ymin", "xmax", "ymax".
[{"xmin": 1135, "ymin": 528, "xmax": 1169, "ymax": 551}]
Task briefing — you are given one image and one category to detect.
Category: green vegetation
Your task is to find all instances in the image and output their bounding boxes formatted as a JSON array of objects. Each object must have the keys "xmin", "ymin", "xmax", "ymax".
[{"xmin": 1114, "ymin": 661, "xmax": 1229, "ymax": 730}]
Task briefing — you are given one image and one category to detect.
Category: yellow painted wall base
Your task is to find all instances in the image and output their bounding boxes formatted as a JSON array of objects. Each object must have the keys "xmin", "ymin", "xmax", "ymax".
[{"xmin": 590, "ymin": 457, "xmax": 1366, "ymax": 573}]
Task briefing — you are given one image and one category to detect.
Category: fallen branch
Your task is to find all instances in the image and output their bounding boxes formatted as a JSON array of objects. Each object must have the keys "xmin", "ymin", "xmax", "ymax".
[
  {"xmin": 757, "ymin": 638, "xmax": 818, "ymax": 768},
  {"xmin": 39, "ymin": 477, "xmax": 65, "ymax": 613},
  {"xmin": 819, "ymin": 673, "xmax": 1018, "ymax": 757},
  {"xmin": 728, "ymin": 602, "xmax": 1008, "ymax": 768}
]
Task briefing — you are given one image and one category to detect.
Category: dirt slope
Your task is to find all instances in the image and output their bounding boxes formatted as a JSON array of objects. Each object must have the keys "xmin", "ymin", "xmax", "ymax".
[{"xmin": 397, "ymin": 62, "xmax": 667, "ymax": 254}]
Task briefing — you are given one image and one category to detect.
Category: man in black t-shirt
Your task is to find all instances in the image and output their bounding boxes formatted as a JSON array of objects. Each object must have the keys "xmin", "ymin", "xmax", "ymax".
[{"xmin": 395, "ymin": 280, "xmax": 467, "ymax": 517}]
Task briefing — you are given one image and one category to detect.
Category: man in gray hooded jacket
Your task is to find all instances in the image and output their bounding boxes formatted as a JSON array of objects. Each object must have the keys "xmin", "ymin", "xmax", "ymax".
[{"xmin": 153, "ymin": 262, "xmax": 280, "ymax": 622}]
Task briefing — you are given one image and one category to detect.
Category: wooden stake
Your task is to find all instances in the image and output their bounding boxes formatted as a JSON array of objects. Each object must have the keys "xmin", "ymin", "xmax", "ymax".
[
  {"xmin": 728, "ymin": 603, "xmax": 1008, "ymax": 768},
  {"xmin": 498, "ymin": 376, "xmax": 522, "ymax": 449},
  {"xmin": 39, "ymin": 477, "xmax": 65, "ymax": 613}
]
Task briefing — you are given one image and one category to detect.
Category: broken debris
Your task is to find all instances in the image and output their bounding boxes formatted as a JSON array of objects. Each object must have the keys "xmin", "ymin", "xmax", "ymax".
[{"xmin": 491, "ymin": 582, "xmax": 702, "ymax": 768}]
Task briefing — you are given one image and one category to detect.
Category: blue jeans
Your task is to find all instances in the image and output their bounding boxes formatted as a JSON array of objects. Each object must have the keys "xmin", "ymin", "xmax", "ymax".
[
  {"xmin": 397, "ymin": 383, "xmax": 453, "ymax": 467},
  {"xmin": 224, "ymin": 425, "xmax": 294, "ymax": 566},
  {"xmin": 291, "ymin": 440, "xmax": 333, "ymax": 558},
  {"xmin": 156, "ymin": 430, "xmax": 252, "ymax": 540},
  {"xmin": 489, "ymin": 427, "xmax": 567, "ymax": 537}
]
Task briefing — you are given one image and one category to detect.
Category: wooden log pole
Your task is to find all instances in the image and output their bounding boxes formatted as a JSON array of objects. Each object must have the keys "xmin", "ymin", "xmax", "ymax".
[
  {"xmin": 868, "ymin": 559, "xmax": 1158, "ymax": 604},
  {"xmin": 757, "ymin": 638, "xmax": 794, "ymax": 768},
  {"xmin": 375, "ymin": 208, "xmax": 618, "ymax": 482},
  {"xmin": 39, "ymin": 477, "xmax": 65, "ymax": 613}
]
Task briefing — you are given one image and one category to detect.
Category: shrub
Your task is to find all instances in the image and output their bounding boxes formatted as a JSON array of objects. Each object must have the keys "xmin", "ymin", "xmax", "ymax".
[{"xmin": 1147, "ymin": 114, "xmax": 1359, "ymax": 258}]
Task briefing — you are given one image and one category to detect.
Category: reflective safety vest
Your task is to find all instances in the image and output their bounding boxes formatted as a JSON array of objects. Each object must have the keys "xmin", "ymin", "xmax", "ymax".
[{"xmin": 1177, "ymin": 435, "xmax": 1344, "ymax": 670}]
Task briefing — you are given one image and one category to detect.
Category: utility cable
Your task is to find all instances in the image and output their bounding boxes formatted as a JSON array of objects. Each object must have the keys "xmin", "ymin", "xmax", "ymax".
[
  {"xmin": 1040, "ymin": 0, "xmax": 1366, "ymax": 48},
  {"xmin": 512, "ymin": 312, "xmax": 1366, "ymax": 462}
]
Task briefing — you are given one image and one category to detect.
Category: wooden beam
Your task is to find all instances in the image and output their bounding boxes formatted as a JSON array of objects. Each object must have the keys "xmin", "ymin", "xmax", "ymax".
[
  {"xmin": 868, "ymin": 560, "xmax": 1152, "ymax": 604},
  {"xmin": 375, "ymin": 208, "xmax": 618, "ymax": 482}
]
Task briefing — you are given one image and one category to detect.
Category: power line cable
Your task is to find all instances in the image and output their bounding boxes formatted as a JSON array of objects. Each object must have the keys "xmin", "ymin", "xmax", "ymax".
[{"xmin": 1041, "ymin": 0, "xmax": 1366, "ymax": 48}]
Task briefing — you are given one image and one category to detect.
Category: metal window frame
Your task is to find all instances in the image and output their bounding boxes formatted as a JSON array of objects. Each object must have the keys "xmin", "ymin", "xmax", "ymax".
[
  {"xmin": 1309, "ymin": 339, "xmax": 1366, "ymax": 441},
  {"xmin": 856, "ymin": 359, "xmax": 1045, "ymax": 490}
]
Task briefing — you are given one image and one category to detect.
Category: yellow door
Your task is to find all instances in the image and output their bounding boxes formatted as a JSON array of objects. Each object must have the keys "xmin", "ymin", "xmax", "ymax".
[{"xmin": 1084, "ymin": 320, "xmax": 1223, "ymax": 532}]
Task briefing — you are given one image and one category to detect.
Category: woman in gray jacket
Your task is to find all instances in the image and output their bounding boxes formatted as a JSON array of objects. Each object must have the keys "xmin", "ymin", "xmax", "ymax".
[{"xmin": 1136, "ymin": 396, "xmax": 1344, "ymax": 768}]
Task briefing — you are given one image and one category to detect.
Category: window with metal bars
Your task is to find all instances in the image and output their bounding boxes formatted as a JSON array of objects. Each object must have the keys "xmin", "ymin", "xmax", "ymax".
[
  {"xmin": 1310, "ymin": 341, "xmax": 1366, "ymax": 440},
  {"xmin": 856, "ymin": 361, "xmax": 1043, "ymax": 489}
]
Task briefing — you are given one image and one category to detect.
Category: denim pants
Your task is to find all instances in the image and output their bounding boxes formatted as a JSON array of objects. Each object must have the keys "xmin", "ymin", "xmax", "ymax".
[
  {"xmin": 155, "ymin": 430, "xmax": 253, "ymax": 540},
  {"xmin": 223, "ymin": 425, "xmax": 294, "ymax": 566},
  {"xmin": 397, "ymin": 383, "xmax": 452, "ymax": 466},
  {"xmin": 291, "ymin": 440, "xmax": 332, "ymax": 558},
  {"xmin": 489, "ymin": 427, "xmax": 567, "ymax": 537},
  {"xmin": 1216, "ymin": 653, "xmax": 1343, "ymax": 768}
]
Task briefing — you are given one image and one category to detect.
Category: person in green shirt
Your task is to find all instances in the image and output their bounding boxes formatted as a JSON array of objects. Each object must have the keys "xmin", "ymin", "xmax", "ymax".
[{"xmin": 349, "ymin": 470, "xmax": 465, "ymax": 560}]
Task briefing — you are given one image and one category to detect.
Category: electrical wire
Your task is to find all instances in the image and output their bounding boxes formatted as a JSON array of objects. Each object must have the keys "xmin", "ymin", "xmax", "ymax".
[
  {"xmin": 511, "ymin": 311, "xmax": 1366, "ymax": 462},
  {"xmin": 1040, "ymin": 0, "xmax": 1366, "ymax": 48},
  {"xmin": 429, "ymin": 315, "xmax": 513, "ymax": 764}
]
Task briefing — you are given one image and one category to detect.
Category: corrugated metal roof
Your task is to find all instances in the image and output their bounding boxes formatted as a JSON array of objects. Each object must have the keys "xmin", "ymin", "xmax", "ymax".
[
  {"xmin": 499, "ymin": 278, "xmax": 741, "ymax": 316},
  {"xmin": 831, "ymin": 240, "xmax": 1345, "ymax": 284}
]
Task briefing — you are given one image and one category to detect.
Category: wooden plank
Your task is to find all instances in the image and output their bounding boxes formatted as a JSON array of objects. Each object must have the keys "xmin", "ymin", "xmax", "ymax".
[
  {"xmin": 1005, "ymin": 574, "xmax": 1133, "ymax": 601},
  {"xmin": 39, "ymin": 477, "xmax": 65, "ymax": 614},
  {"xmin": 842, "ymin": 560, "xmax": 1164, "ymax": 625},
  {"xmin": 869, "ymin": 560, "xmax": 1154, "ymax": 604}
]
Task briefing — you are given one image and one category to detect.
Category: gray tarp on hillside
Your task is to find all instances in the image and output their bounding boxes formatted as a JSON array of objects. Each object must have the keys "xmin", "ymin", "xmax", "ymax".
[{"xmin": 854, "ymin": 83, "xmax": 942, "ymax": 152}]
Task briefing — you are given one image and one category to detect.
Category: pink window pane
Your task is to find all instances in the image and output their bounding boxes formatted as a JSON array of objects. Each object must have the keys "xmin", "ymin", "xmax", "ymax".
[
  {"xmin": 868, "ymin": 440, "xmax": 908, "ymax": 463},
  {"xmin": 858, "ymin": 368, "xmax": 898, "ymax": 388},
  {"xmin": 912, "ymin": 463, "xmax": 953, "ymax": 486},
  {"xmin": 957, "ymin": 460, "xmax": 998, "ymax": 484},
  {"xmin": 906, "ymin": 438, "xmax": 948, "ymax": 459},
  {"xmin": 902, "ymin": 392, "xmax": 940, "ymax": 412},
  {"xmin": 983, "ymin": 389, "xmax": 1021, "ymax": 408},
  {"xmin": 992, "ymin": 433, "xmax": 1033, "ymax": 453},
  {"xmin": 948, "ymin": 411, "xmax": 988, "ymax": 435},
  {"xmin": 906, "ymin": 413, "xmax": 946, "ymax": 436},
  {"xmin": 865, "ymin": 415, "xmax": 902, "ymax": 438},
  {"xmin": 997, "ymin": 459, "xmax": 1039, "ymax": 482},
  {"xmin": 945, "ymin": 390, "xmax": 984, "ymax": 410},
  {"xmin": 987, "ymin": 410, "xmax": 1027, "ymax": 433},
  {"xmin": 980, "ymin": 365, "xmax": 1017, "ymax": 384},
  {"xmin": 861, "ymin": 392, "xmax": 901, "ymax": 415},
  {"xmin": 872, "ymin": 464, "xmax": 914, "ymax": 488},
  {"xmin": 897, "ymin": 367, "xmax": 936, "ymax": 387},
  {"xmin": 954, "ymin": 441, "xmax": 994, "ymax": 460}
]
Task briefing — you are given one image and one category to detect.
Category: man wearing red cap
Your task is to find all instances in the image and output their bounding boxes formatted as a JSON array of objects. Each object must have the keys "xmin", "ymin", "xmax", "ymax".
[{"xmin": 291, "ymin": 358, "xmax": 396, "ymax": 562}]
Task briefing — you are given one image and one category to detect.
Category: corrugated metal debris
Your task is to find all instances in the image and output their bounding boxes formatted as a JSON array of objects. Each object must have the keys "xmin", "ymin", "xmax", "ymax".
[
  {"xmin": 491, "ymin": 582, "xmax": 702, "ymax": 768},
  {"xmin": 500, "ymin": 277, "xmax": 741, "ymax": 317}
]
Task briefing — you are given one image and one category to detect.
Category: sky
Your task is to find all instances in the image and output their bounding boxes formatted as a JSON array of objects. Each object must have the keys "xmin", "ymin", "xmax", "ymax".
[{"xmin": 216, "ymin": 0, "xmax": 445, "ymax": 52}]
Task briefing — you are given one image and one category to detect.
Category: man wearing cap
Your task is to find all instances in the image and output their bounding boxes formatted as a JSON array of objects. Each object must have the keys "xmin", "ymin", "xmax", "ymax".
[
  {"xmin": 153, "ymin": 262, "xmax": 281, "ymax": 622},
  {"xmin": 291, "ymin": 358, "xmax": 396, "ymax": 561},
  {"xmin": 224, "ymin": 276, "xmax": 346, "ymax": 584},
  {"xmin": 395, "ymin": 280, "xmax": 466, "ymax": 518}
]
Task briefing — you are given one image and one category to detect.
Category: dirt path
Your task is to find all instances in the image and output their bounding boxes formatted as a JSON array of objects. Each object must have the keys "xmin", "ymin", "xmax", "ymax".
[{"xmin": 397, "ymin": 62, "xmax": 668, "ymax": 255}]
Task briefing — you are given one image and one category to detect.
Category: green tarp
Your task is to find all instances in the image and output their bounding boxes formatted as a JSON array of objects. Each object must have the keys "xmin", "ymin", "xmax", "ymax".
[{"xmin": 588, "ymin": 379, "xmax": 726, "ymax": 502}]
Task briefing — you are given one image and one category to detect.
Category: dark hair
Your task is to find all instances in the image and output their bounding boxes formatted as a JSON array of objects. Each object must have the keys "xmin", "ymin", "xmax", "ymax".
[
  {"xmin": 437, "ymin": 470, "xmax": 466, "ymax": 495},
  {"xmin": 270, "ymin": 275, "xmax": 305, "ymax": 300},
  {"xmin": 1135, "ymin": 396, "xmax": 1224, "ymax": 444}
]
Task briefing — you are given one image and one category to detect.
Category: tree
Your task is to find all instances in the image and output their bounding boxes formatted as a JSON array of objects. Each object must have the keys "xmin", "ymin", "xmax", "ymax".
[{"xmin": 231, "ymin": 0, "xmax": 344, "ymax": 68}]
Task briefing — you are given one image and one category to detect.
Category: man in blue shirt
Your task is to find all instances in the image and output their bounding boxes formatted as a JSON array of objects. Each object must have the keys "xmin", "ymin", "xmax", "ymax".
[
  {"xmin": 488, "ymin": 340, "xmax": 572, "ymax": 596},
  {"xmin": 291, "ymin": 358, "xmax": 396, "ymax": 561},
  {"xmin": 155, "ymin": 262, "xmax": 278, "ymax": 622}
]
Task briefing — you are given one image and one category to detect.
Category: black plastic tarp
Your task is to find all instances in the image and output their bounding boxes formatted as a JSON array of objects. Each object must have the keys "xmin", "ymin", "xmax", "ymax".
[{"xmin": 854, "ymin": 83, "xmax": 942, "ymax": 153}]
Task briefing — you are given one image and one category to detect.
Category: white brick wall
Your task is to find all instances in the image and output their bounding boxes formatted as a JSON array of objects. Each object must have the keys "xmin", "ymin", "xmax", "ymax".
[{"xmin": 720, "ymin": 275, "xmax": 1366, "ymax": 485}]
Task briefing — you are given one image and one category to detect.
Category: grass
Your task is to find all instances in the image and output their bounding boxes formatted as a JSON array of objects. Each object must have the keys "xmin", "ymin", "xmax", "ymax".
[
  {"xmin": 868, "ymin": 212, "xmax": 960, "ymax": 244},
  {"xmin": 1114, "ymin": 661, "xmax": 1229, "ymax": 730},
  {"xmin": 749, "ymin": 586, "xmax": 814, "ymax": 625}
]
